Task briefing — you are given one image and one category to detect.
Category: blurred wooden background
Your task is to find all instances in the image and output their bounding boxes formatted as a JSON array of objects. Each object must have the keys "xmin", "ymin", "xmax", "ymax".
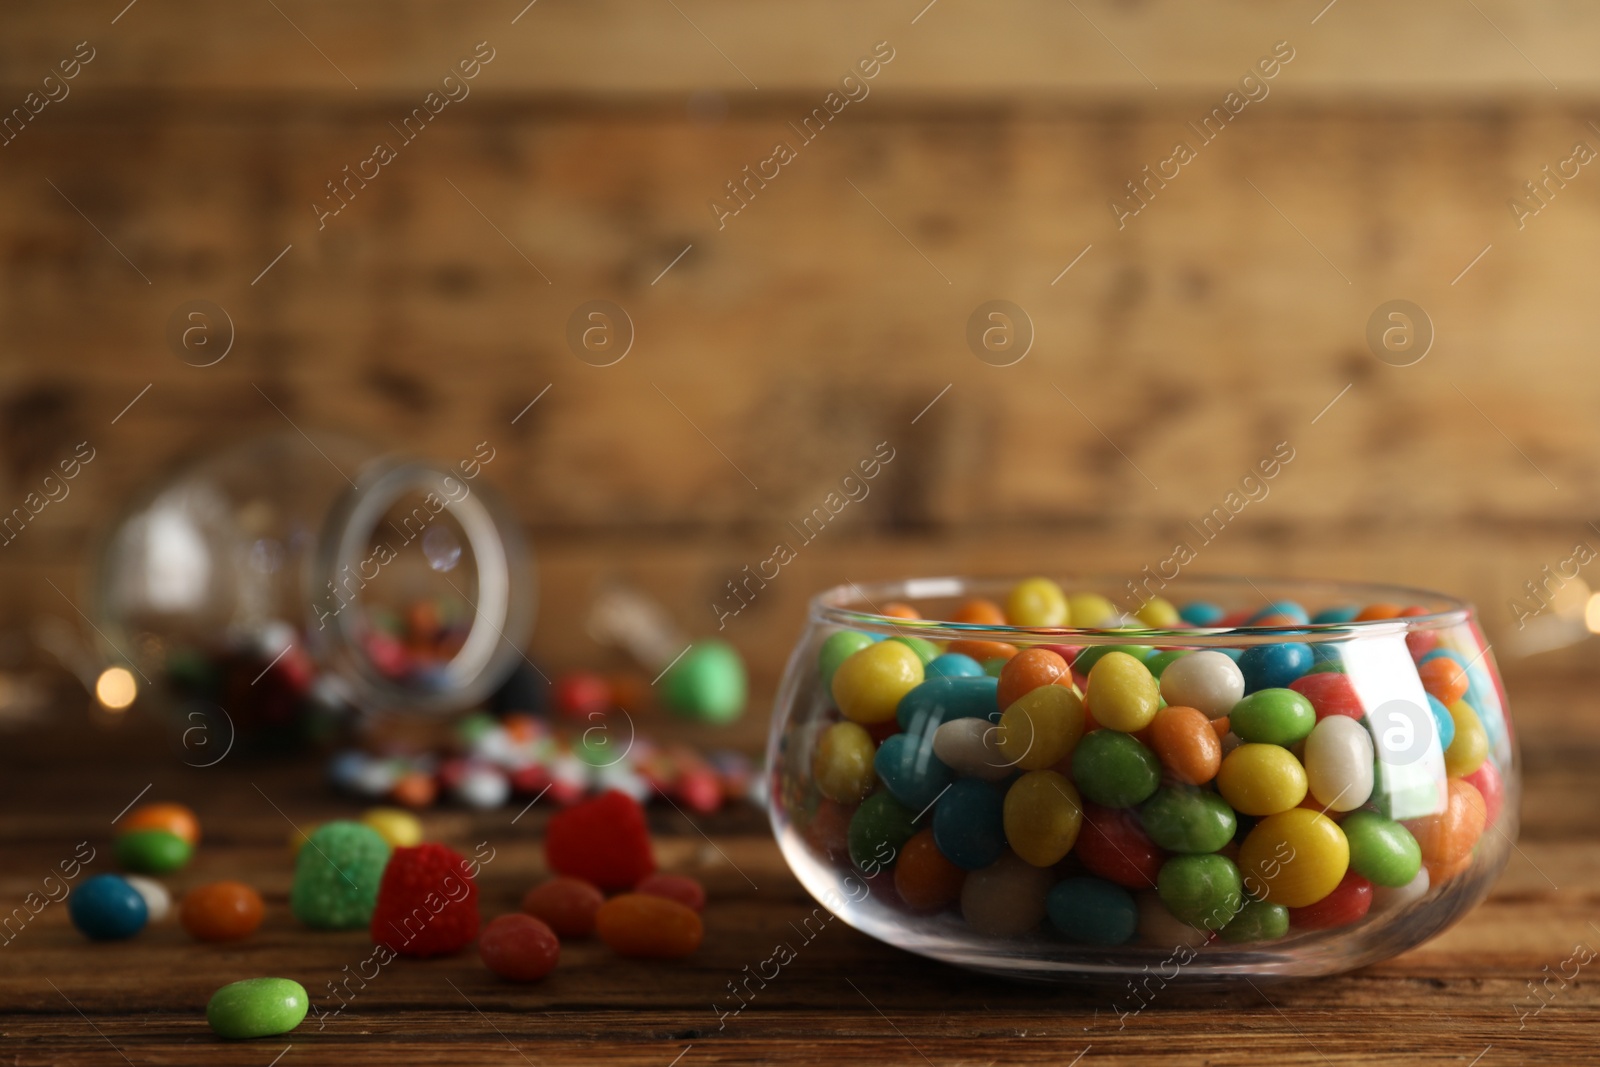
[{"xmin": 4, "ymin": 0, "xmax": 1600, "ymax": 707}]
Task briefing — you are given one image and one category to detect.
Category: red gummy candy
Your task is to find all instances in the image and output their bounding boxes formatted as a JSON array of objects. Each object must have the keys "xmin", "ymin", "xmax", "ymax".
[
  {"xmin": 370, "ymin": 843, "xmax": 481, "ymax": 957},
  {"xmin": 1289, "ymin": 672, "xmax": 1364, "ymax": 722},
  {"xmin": 544, "ymin": 789, "xmax": 655, "ymax": 891}
]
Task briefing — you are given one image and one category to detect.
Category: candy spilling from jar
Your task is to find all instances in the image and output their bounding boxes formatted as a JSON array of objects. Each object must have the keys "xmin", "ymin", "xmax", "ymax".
[
  {"xmin": 802, "ymin": 582, "xmax": 1508, "ymax": 945},
  {"xmin": 329, "ymin": 711, "xmax": 756, "ymax": 815}
]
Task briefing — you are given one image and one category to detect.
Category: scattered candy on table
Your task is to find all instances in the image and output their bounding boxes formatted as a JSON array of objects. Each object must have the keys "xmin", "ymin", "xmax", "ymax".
[
  {"xmin": 521, "ymin": 876, "xmax": 605, "ymax": 937},
  {"xmin": 595, "ymin": 893, "xmax": 704, "ymax": 959},
  {"xmin": 290, "ymin": 821, "xmax": 391, "ymax": 930},
  {"xmin": 794, "ymin": 577, "xmax": 1509, "ymax": 947},
  {"xmin": 370, "ymin": 843, "xmax": 481, "ymax": 958},
  {"xmin": 544, "ymin": 790, "xmax": 656, "ymax": 892},
  {"xmin": 479, "ymin": 913, "xmax": 561, "ymax": 981},
  {"xmin": 69, "ymin": 875, "xmax": 148, "ymax": 941},
  {"xmin": 122, "ymin": 875, "xmax": 172, "ymax": 923}
]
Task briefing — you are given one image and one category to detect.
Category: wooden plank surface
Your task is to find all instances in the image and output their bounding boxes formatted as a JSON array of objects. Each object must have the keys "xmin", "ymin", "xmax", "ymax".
[{"xmin": 0, "ymin": 665, "xmax": 1595, "ymax": 1066}]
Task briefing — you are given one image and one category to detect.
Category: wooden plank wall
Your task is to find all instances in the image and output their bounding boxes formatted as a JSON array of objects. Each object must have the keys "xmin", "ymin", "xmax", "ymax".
[{"xmin": 3, "ymin": 0, "xmax": 1600, "ymax": 707}]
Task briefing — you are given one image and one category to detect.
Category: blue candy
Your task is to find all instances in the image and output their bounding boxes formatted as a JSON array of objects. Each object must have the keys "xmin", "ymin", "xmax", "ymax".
[
  {"xmin": 874, "ymin": 733, "xmax": 955, "ymax": 812},
  {"xmin": 1311, "ymin": 605, "xmax": 1361, "ymax": 624},
  {"xmin": 925, "ymin": 653, "xmax": 985, "ymax": 679},
  {"xmin": 69, "ymin": 875, "xmax": 148, "ymax": 941},
  {"xmin": 896, "ymin": 676, "xmax": 1001, "ymax": 732},
  {"xmin": 932, "ymin": 779, "xmax": 1006, "ymax": 870},
  {"xmin": 1426, "ymin": 694, "xmax": 1456, "ymax": 752},
  {"xmin": 1247, "ymin": 600, "xmax": 1310, "ymax": 625},
  {"xmin": 1047, "ymin": 876, "xmax": 1138, "ymax": 946},
  {"xmin": 1179, "ymin": 601, "xmax": 1226, "ymax": 626},
  {"xmin": 1238, "ymin": 642, "xmax": 1312, "ymax": 692}
]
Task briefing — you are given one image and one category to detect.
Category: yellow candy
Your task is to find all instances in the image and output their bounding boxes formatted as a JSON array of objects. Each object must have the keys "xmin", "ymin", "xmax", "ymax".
[
  {"xmin": 1217, "ymin": 744, "xmax": 1308, "ymax": 816},
  {"xmin": 1066, "ymin": 592, "xmax": 1119, "ymax": 629},
  {"xmin": 1134, "ymin": 596, "xmax": 1180, "ymax": 628},
  {"xmin": 1086, "ymin": 652, "xmax": 1160, "ymax": 732},
  {"xmin": 1443, "ymin": 700, "xmax": 1489, "ymax": 778},
  {"xmin": 1238, "ymin": 809, "xmax": 1348, "ymax": 908},
  {"xmin": 996, "ymin": 685, "xmax": 1086, "ymax": 771},
  {"xmin": 1003, "ymin": 771, "xmax": 1083, "ymax": 867},
  {"xmin": 831, "ymin": 641, "xmax": 923, "ymax": 725},
  {"xmin": 361, "ymin": 806, "xmax": 423, "ymax": 848},
  {"xmin": 813, "ymin": 721, "xmax": 878, "ymax": 803},
  {"xmin": 1004, "ymin": 578, "xmax": 1069, "ymax": 628}
]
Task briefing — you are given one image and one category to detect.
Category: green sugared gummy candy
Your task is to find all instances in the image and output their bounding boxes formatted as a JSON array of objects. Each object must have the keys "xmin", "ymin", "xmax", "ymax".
[
  {"xmin": 289, "ymin": 821, "xmax": 390, "ymax": 929},
  {"xmin": 207, "ymin": 977, "xmax": 309, "ymax": 1039},
  {"xmin": 661, "ymin": 639, "xmax": 746, "ymax": 724},
  {"xmin": 1221, "ymin": 898, "xmax": 1290, "ymax": 943},
  {"xmin": 116, "ymin": 829, "xmax": 192, "ymax": 874}
]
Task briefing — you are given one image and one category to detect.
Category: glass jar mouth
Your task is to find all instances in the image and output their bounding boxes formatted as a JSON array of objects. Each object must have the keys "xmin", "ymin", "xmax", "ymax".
[{"xmin": 809, "ymin": 574, "xmax": 1474, "ymax": 646}]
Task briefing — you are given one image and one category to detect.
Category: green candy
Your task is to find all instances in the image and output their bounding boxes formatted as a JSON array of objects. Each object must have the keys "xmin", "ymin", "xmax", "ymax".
[
  {"xmin": 1228, "ymin": 688, "xmax": 1316, "ymax": 746},
  {"xmin": 981, "ymin": 658, "xmax": 1008, "ymax": 678},
  {"xmin": 1221, "ymin": 898, "xmax": 1290, "ymax": 943},
  {"xmin": 1071, "ymin": 731, "xmax": 1161, "ymax": 808},
  {"xmin": 847, "ymin": 791, "xmax": 917, "ymax": 873},
  {"xmin": 289, "ymin": 821, "xmax": 390, "ymax": 930},
  {"xmin": 661, "ymin": 639, "xmax": 747, "ymax": 723},
  {"xmin": 1140, "ymin": 786, "xmax": 1237, "ymax": 854},
  {"xmin": 115, "ymin": 829, "xmax": 191, "ymax": 874},
  {"xmin": 1047, "ymin": 876, "xmax": 1138, "ymax": 946},
  {"xmin": 1158, "ymin": 853, "xmax": 1243, "ymax": 931},
  {"xmin": 887, "ymin": 635, "xmax": 940, "ymax": 665},
  {"xmin": 206, "ymin": 978, "xmax": 309, "ymax": 1039},
  {"xmin": 819, "ymin": 631, "xmax": 874, "ymax": 688},
  {"xmin": 1342, "ymin": 810, "xmax": 1423, "ymax": 887},
  {"xmin": 1144, "ymin": 650, "xmax": 1189, "ymax": 678},
  {"xmin": 1072, "ymin": 644, "xmax": 1154, "ymax": 674}
]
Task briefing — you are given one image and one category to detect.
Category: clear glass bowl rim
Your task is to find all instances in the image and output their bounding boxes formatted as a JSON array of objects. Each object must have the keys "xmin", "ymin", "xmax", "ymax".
[{"xmin": 809, "ymin": 574, "xmax": 1474, "ymax": 646}]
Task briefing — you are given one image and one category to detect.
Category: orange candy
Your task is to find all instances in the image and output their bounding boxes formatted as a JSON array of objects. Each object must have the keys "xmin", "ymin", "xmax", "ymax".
[
  {"xmin": 881, "ymin": 602, "xmax": 922, "ymax": 620},
  {"xmin": 122, "ymin": 803, "xmax": 200, "ymax": 847},
  {"xmin": 1146, "ymin": 706, "xmax": 1222, "ymax": 785},
  {"xmin": 522, "ymin": 876, "xmax": 605, "ymax": 937},
  {"xmin": 1404, "ymin": 778, "xmax": 1487, "ymax": 884},
  {"xmin": 1354, "ymin": 603, "xmax": 1403, "ymax": 622},
  {"xmin": 1417, "ymin": 658, "xmax": 1469, "ymax": 705},
  {"xmin": 893, "ymin": 829, "xmax": 967, "ymax": 912},
  {"xmin": 1210, "ymin": 716, "xmax": 1231, "ymax": 740},
  {"xmin": 951, "ymin": 599, "xmax": 1007, "ymax": 625},
  {"xmin": 997, "ymin": 648, "xmax": 1072, "ymax": 710},
  {"xmin": 391, "ymin": 772, "xmax": 438, "ymax": 809},
  {"xmin": 595, "ymin": 893, "xmax": 704, "ymax": 959},
  {"xmin": 179, "ymin": 881, "xmax": 264, "ymax": 942},
  {"xmin": 945, "ymin": 639, "xmax": 1018, "ymax": 663}
]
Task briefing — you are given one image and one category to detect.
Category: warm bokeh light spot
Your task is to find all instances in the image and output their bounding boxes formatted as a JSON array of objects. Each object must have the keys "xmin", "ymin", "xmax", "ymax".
[{"xmin": 95, "ymin": 667, "xmax": 137, "ymax": 710}]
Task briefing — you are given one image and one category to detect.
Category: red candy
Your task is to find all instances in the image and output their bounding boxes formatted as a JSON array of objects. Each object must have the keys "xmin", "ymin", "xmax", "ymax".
[
  {"xmin": 521, "ymin": 876, "xmax": 604, "ymax": 937},
  {"xmin": 1289, "ymin": 672, "xmax": 1364, "ymax": 721},
  {"xmin": 635, "ymin": 872, "xmax": 706, "ymax": 913},
  {"xmin": 1463, "ymin": 760, "xmax": 1504, "ymax": 828},
  {"xmin": 553, "ymin": 672, "xmax": 611, "ymax": 722},
  {"xmin": 1288, "ymin": 871, "xmax": 1372, "ymax": 929},
  {"xmin": 479, "ymin": 914, "xmax": 560, "ymax": 981},
  {"xmin": 370, "ymin": 843, "xmax": 481, "ymax": 957},
  {"xmin": 1073, "ymin": 802, "xmax": 1163, "ymax": 890},
  {"xmin": 544, "ymin": 790, "xmax": 656, "ymax": 891}
]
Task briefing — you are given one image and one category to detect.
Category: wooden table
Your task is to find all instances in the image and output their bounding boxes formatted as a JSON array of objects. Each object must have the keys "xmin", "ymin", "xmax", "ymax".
[{"xmin": 3, "ymin": 667, "xmax": 1594, "ymax": 1066}]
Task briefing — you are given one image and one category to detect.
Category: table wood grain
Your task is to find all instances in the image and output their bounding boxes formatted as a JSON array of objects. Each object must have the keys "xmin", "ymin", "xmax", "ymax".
[{"xmin": 1, "ymin": 665, "xmax": 1595, "ymax": 1066}]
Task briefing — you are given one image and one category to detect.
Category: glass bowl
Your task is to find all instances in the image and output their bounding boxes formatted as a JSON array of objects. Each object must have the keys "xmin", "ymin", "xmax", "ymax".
[{"xmin": 765, "ymin": 576, "xmax": 1516, "ymax": 980}]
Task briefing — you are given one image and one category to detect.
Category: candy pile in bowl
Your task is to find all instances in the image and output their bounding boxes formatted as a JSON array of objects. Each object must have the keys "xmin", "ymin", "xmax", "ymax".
[{"xmin": 769, "ymin": 577, "xmax": 1515, "ymax": 979}]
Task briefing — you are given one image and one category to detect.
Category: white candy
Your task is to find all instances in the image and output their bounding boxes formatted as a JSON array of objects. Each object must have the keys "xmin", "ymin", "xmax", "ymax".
[
  {"xmin": 454, "ymin": 765, "xmax": 511, "ymax": 809},
  {"xmin": 1159, "ymin": 651, "xmax": 1245, "ymax": 720},
  {"xmin": 1371, "ymin": 867, "xmax": 1430, "ymax": 912},
  {"xmin": 932, "ymin": 717, "xmax": 1012, "ymax": 781},
  {"xmin": 123, "ymin": 875, "xmax": 171, "ymax": 923},
  {"xmin": 1303, "ymin": 714, "xmax": 1375, "ymax": 812},
  {"xmin": 960, "ymin": 851, "xmax": 1049, "ymax": 937}
]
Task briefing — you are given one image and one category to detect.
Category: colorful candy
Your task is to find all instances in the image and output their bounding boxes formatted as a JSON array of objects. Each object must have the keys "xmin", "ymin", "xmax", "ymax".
[
  {"xmin": 874, "ymin": 732, "xmax": 954, "ymax": 811},
  {"xmin": 206, "ymin": 978, "xmax": 308, "ymax": 1040},
  {"xmin": 1158, "ymin": 650, "xmax": 1245, "ymax": 719},
  {"xmin": 69, "ymin": 875, "xmax": 147, "ymax": 940},
  {"xmin": 370, "ymin": 843, "xmax": 481, "ymax": 957},
  {"xmin": 960, "ymin": 851, "xmax": 1049, "ymax": 936},
  {"xmin": 996, "ymin": 648, "xmax": 1071, "ymax": 709},
  {"xmin": 544, "ymin": 790, "xmax": 656, "ymax": 891},
  {"xmin": 1217, "ymin": 744, "xmax": 1308, "ymax": 816},
  {"xmin": 522, "ymin": 876, "xmax": 605, "ymax": 936},
  {"xmin": 1139, "ymin": 786, "xmax": 1236, "ymax": 853},
  {"xmin": 290, "ymin": 821, "xmax": 390, "ymax": 930},
  {"xmin": 115, "ymin": 829, "xmax": 192, "ymax": 875},
  {"xmin": 933, "ymin": 779, "xmax": 1007, "ymax": 870},
  {"xmin": 479, "ymin": 914, "xmax": 561, "ymax": 980},
  {"xmin": 1047, "ymin": 876, "xmax": 1137, "ymax": 945},
  {"xmin": 1002, "ymin": 771, "xmax": 1083, "ymax": 867},
  {"xmin": 1228, "ymin": 689, "xmax": 1316, "ymax": 746},
  {"xmin": 1340, "ymin": 810, "xmax": 1422, "ymax": 887},
  {"xmin": 635, "ymin": 872, "xmax": 707, "ymax": 912},
  {"xmin": 1147, "ymin": 706, "xmax": 1222, "ymax": 785},
  {"xmin": 1442, "ymin": 701, "xmax": 1489, "ymax": 778},
  {"xmin": 120, "ymin": 802, "xmax": 200, "ymax": 846},
  {"xmin": 595, "ymin": 893, "xmax": 703, "ymax": 958},
  {"xmin": 995, "ymin": 685, "xmax": 1085, "ymax": 771},
  {"xmin": 181, "ymin": 881, "xmax": 265, "ymax": 942},
  {"xmin": 1238, "ymin": 809, "xmax": 1348, "ymax": 908},
  {"xmin": 1071, "ymin": 731, "xmax": 1161, "ymax": 808},
  {"xmin": 848, "ymin": 791, "xmax": 918, "ymax": 872},
  {"xmin": 123, "ymin": 875, "xmax": 171, "ymax": 923},
  {"xmin": 894, "ymin": 829, "xmax": 967, "ymax": 911},
  {"xmin": 1158, "ymin": 853, "xmax": 1243, "ymax": 931},
  {"xmin": 1303, "ymin": 715, "xmax": 1375, "ymax": 811},
  {"xmin": 814, "ymin": 722, "xmax": 878, "ymax": 803},
  {"xmin": 1085, "ymin": 652, "xmax": 1160, "ymax": 732},
  {"xmin": 833, "ymin": 641, "xmax": 924, "ymax": 724},
  {"xmin": 361, "ymin": 807, "xmax": 423, "ymax": 848},
  {"xmin": 1004, "ymin": 578, "xmax": 1069, "ymax": 627},
  {"xmin": 931, "ymin": 717, "xmax": 1010, "ymax": 781}
]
